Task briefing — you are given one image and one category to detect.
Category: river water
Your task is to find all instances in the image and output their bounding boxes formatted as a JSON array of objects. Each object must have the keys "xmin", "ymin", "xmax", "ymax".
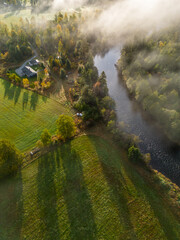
[{"xmin": 94, "ymin": 48, "xmax": 180, "ymax": 186}]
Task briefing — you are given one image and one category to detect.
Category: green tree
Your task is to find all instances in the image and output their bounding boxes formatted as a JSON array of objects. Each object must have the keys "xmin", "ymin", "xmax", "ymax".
[
  {"xmin": 128, "ymin": 145, "xmax": 142, "ymax": 163},
  {"xmin": 56, "ymin": 115, "xmax": 76, "ymax": 141},
  {"xmin": 60, "ymin": 68, "xmax": 66, "ymax": 79},
  {"xmin": 101, "ymin": 96, "xmax": 115, "ymax": 110},
  {"xmin": 40, "ymin": 129, "xmax": 51, "ymax": 146},
  {"xmin": 0, "ymin": 139, "xmax": 22, "ymax": 179},
  {"xmin": 66, "ymin": 58, "xmax": 71, "ymax": 70}
]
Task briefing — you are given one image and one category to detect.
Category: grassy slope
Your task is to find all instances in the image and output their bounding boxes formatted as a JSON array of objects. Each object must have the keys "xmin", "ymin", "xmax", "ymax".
[
  {"xmin": 0, "ymin": 135, "xmax": 179, "ymax": 240},
  {"xmin": 0, "ymin": 78, "xmax": 71, "ymax": 151}
]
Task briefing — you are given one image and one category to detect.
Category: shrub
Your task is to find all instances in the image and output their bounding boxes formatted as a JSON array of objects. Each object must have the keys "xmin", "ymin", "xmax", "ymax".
[{"xmin": 128, "ymin": 145, "xmax": 142, "ymax": 163}]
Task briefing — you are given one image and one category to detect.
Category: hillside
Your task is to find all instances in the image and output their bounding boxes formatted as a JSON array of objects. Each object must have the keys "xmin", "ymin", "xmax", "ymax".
[{"xmin": 0, "ymin": 135, "xmax": 179, "ymax": 240}]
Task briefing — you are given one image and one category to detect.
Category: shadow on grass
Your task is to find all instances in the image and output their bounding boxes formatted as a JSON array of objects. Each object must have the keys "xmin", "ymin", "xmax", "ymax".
[
  {"xmin": 0, "ymin": 170, "xmax": 24, "ymax": 240},
  {"xmin": 30, "ymin": 92, "xmax": 39, "ymax": 111},
  {"xmin": 60, "ymin": 143, "xmax": 97, "ymax": 240},
  {"xmin": 2, "ymin": 79, "xmax": 22, "ymax": 105},
  {"xmin": 124, "ymin": 164, "xmax": 180, "ymax": 240},
  {"xmin": 14, "ymin": 87, "xmax": 21, "ymax": 105},
  {"xmin": 42, "ymin": 95, "xmax": 48, "ymax": 103},
  {"xmin": 90, "ymin": 136, "xmax": 180, "ymax": 240},
  {"xmin": 89, "ymin": 137, "xmax": 138, "ymax": 239},
  {"xmin": 2, "ymin": 79, "xmax": 11, "ymax": 96},
  {"xmin": 37, "ymin": 151, "xmax": 60, "ymax": 240},
  {"xmin": 3, "ymin": 80, "xmax": 16, "ymax": 100},
  {"xmin": 101, "ymin": 162, "xmax": 138, "ymax": 239},
  {"xmin": 22, "ymin": 92, "xmax": 29, "ymax": 110}
]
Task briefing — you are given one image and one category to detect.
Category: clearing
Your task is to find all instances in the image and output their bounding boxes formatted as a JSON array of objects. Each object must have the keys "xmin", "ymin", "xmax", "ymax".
[
  {"xmin": 0, "ymin": 78, "xmax": 71, "ymax": 151},
  {"xmin": 0, "ymin": 135, "xmax": 179, "ymax": 240}
]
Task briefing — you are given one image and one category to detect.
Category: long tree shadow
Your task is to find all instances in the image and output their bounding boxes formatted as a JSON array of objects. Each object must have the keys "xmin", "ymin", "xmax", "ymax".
[
  {"xmin": 2, "ymin": 79, "xmax": 16, "ymax": 101},
  {"xmin": 60, "ymin": 143, "xmax": 97, "ymax": 240},
  {"xmin": 90, "ymin": 136, "xmax": 180, "ymax": 239},
  {"xmin": 124, "ymin": 163, "xmax": 180, "ymax": 240},
  {"xmin": 42, "ymin": 95, "xmax": 48, "ymax": 103},
  {"xmin": 0, "ymin": 170, "xmax": 24, "ymax": 240},
  {"xmin": 100, "ymin": 162, "xmax": 138, "ymax": 239},
  {"xmin": 14, "ymin": 86, "xmax": 21, "ymax": 105},
  {"xmin": 30, "ymin": 92, "xmax": 39, "ymax": 111},
  {"xmin": 22, "ymin": 92, "xmax": 29, "ymax": 110},
  {"xmin": 89, "ymin": 136, "xmax": 137, "ymax": 239},
  {"xmin": 2, "ymin": 79, "xmax": 11, "ymax": 98},
  {"xmin": 2, "ymin": 79, "xmax": 22, "ymax": 105},
  {"xmin": 37, "ymin": 151, "xmax": 61, "ymax": 240}
]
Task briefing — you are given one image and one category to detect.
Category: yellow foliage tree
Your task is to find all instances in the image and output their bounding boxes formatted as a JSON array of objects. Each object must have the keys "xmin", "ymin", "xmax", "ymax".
[
  {"xmin": 23, "ymin": 78, "xmax": 29, "ymax": 87},
  {"xmin": 57, "ymin": 24, "xmax": 62, "ymax": 32}
]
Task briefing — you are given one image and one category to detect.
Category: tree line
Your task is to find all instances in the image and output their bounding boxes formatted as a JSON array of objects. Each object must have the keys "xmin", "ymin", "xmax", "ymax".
[{"xmin": 117, "ymin": 29, "xmax": 180, "ymax": 144}]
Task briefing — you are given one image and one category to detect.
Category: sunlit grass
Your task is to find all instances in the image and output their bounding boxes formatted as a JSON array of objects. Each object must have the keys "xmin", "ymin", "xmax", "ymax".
[
  {"xmin": 0, "ymin": 135, "xmax": 179, "ymax": 239},
  {"xmin": 0, "ymin": 78, "xmax": 71, "ymax": 151}
]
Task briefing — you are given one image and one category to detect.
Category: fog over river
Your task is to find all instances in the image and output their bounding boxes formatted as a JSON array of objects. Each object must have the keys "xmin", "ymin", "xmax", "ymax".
[{"xmin": 94, "ymin": 48, "xmax": 180, "ymax": 186}]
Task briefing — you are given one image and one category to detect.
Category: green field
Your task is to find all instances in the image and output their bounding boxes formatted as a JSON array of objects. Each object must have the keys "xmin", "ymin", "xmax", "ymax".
[
  {"xmin": 0, "ymin": 9, "xmax": 54, "ymax": 27},
  {"xmin": 0, "ymin": 78, "xmax": 71, "ymax": 151},
  {"xmin": 0, "ymin": 135, "xmax": 179, "ymax": 240}
]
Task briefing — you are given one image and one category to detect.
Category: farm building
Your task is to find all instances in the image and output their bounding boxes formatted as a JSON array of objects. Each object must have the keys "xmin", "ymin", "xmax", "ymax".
[{"xmin": 22, "ymin": 66, "xmax": 37, "ymax": 78}]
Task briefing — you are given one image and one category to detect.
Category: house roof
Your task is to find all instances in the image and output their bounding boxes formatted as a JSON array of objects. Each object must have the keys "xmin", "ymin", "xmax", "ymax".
[
  {"xmin": 22, "ymin": 66, "xmax": 37, "ymax": 77},
  {"xmin": 29, "ymin": 59, "xmax": 40, "ymax": 65}
]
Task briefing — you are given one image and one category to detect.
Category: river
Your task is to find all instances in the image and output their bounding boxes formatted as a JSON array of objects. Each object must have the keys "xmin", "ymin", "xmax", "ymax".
[{"xmin": 94, "ymin": 48, "xmax": 180, "ymax": 186}]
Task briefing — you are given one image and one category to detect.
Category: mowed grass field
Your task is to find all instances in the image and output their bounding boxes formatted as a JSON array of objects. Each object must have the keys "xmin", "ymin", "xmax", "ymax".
[
  {"xmin": 0, "ymin": 78, "xmax": 71, "ymax": 151},
  {"xmin": 0, "ymin": 135, "xmax": 179, "ymax": 240}
]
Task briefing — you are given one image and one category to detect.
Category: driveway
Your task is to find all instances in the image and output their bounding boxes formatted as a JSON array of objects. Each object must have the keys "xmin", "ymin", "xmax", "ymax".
[{"xmin": 15, "ymin": 54, "xmax": 37, "ymax": 77}]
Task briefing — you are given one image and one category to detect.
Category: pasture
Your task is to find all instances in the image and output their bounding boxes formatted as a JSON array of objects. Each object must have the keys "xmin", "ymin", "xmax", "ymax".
[
  {"xmin": 0, "ymin": 135, "xmax": 179, "ymax": 240},
  {"xmin": 0, "ymin": 78, "xmax": 71, "ymax": 151}
]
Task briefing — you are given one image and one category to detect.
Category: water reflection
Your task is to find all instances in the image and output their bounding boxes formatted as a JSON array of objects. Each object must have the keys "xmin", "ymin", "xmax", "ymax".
[{"xmin": 94, "ymin": 48, "xmax": 180, "ymax": 186}]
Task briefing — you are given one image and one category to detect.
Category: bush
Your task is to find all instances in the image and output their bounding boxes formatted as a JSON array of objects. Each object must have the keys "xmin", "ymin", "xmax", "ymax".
[{"xmin": 128, "ymin": 145, "xmax": 142, "ymax": 163}]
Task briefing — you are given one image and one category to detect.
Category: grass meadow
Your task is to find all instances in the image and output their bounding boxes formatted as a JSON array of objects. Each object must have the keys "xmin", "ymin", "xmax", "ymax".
[
  {"xmin": 0, "ymin": 78, "xmax": 71, "ymax": 151},
  {"xmin": 0, "ymin": 8, "xmax": 54, "ymax": 27},
  {"xmin": 0, "ymin": 135, "xmax": 179, "ymax": 240}
]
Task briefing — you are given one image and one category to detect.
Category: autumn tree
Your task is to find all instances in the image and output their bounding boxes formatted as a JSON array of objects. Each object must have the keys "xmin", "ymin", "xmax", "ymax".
[
  {"xmin": 58, "ymin": 40, "xmax": 63, "ymax": 54},
  {"xmin": 56, "ymin": 115, "xmax": 76, "ymax": 141},
  {"xmin": 23, "ymin": 78, "xmax": 29, "ymax": 87}
]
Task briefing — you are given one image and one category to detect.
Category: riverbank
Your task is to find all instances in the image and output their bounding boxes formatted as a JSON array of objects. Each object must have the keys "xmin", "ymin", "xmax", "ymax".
[{"xmin": 94, "ymin": 48, "xmax": 180, "ymax": 186}]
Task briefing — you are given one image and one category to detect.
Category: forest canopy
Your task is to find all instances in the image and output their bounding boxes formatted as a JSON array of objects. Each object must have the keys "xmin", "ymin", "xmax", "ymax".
[{"xmin": 118, "ymin": 29, "xmax": 180, "ymax": 144}]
